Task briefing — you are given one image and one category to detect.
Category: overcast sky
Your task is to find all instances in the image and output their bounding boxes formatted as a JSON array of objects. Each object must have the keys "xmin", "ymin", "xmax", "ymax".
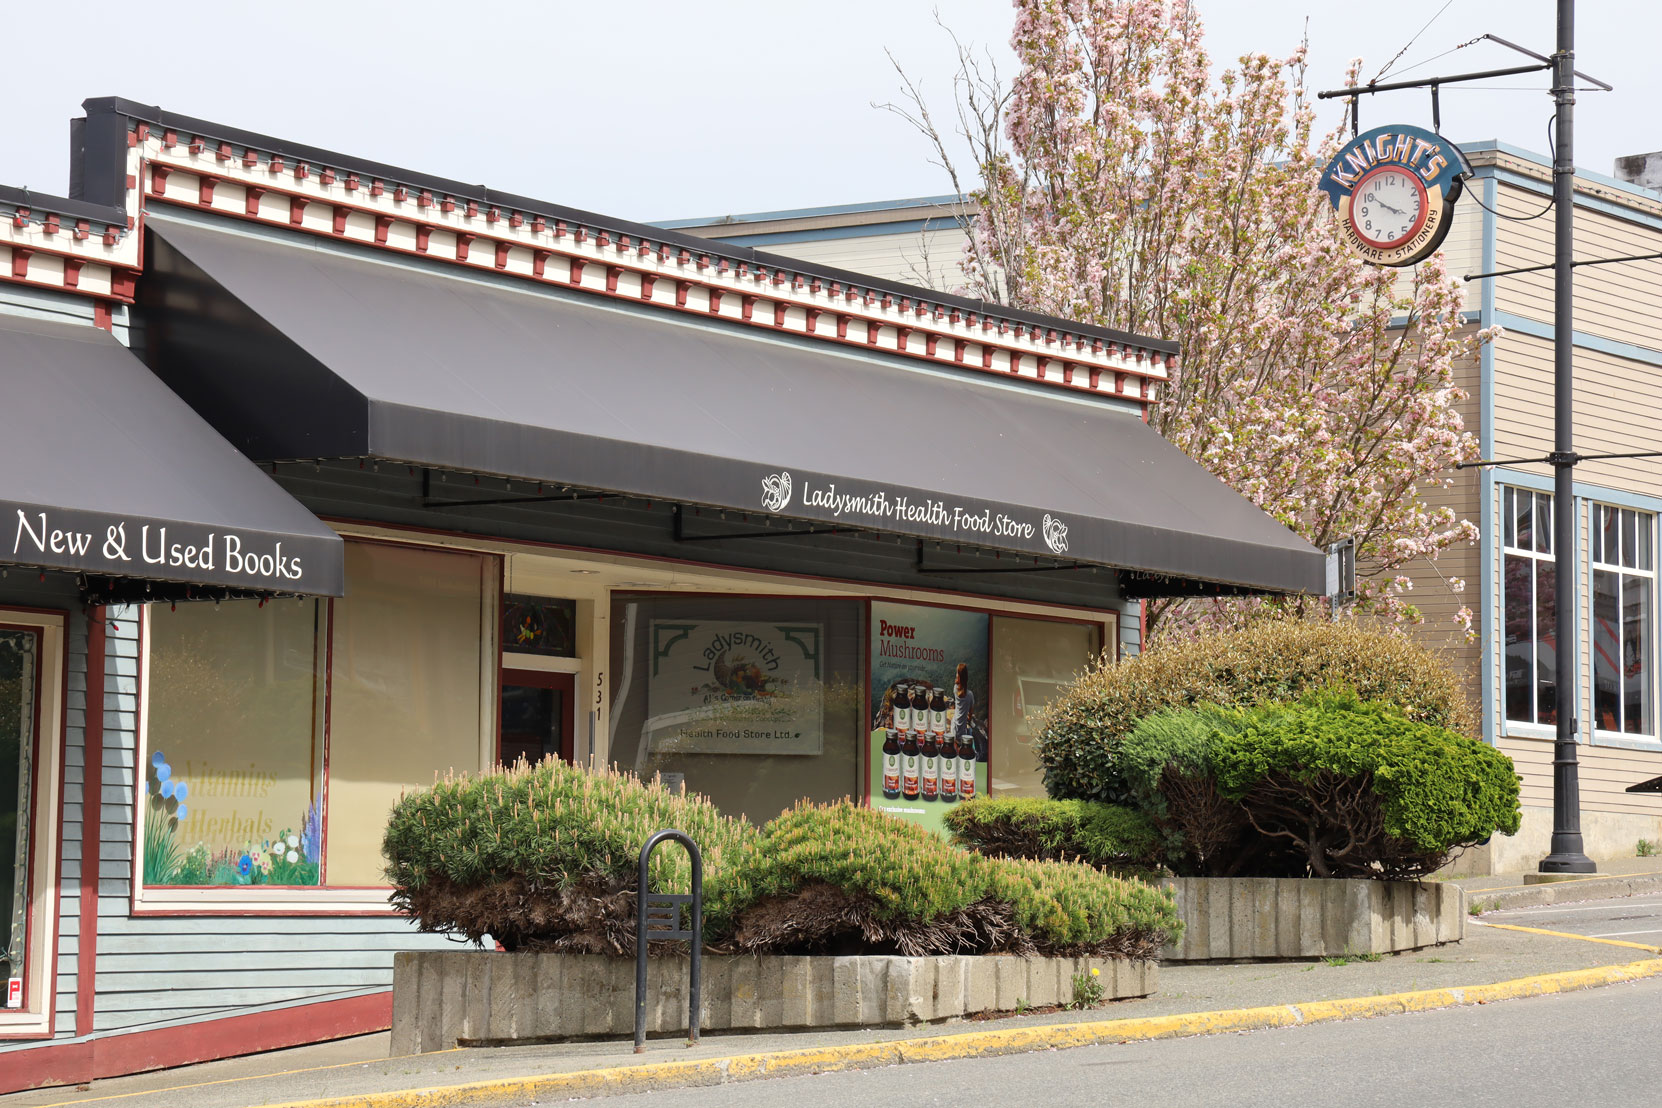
[{"xmin": 2, "ymin": 1, "xmax": 1655, "ymax": 223}]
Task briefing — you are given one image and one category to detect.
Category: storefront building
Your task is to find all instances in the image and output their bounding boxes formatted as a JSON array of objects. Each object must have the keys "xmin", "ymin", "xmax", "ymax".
[{"xmin": 0, "ymin": 98, "xmax": 1324, "ymax": 1089}]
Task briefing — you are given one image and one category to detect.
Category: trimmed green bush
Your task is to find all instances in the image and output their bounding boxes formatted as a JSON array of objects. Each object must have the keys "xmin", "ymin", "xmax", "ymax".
[
  {"xmin": 1036, "ymin": 621, "xmax": 1479, "ymax": 804},
  {"xmin": 1117, "ymin": 706, "xmax": 1266, "ymax": 876},
  {"xmin": 1210, "ymin": 691, "xmax": 1520, "ymax": 878},
  {"xmin": 708, "ymin": 800, "xmax": 1180, "ymax": 958},
  {"xmin": 384, "ymin": 766, "xmax": 1181, "ymax": 960},
  {"xmin": 382, "ymin": 760, "xmax": 755, "ymax": 951},
  {"xmin": 943, "ymin": 796, "xmax": 1161, "ymax": 872}
]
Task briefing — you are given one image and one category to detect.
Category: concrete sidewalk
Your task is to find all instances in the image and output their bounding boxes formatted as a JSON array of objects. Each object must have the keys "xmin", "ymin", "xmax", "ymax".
[
  {"xmin": 1449, "ymin": 857, "xmax": 1662, "ymax": 911},
  {"xmin": 6, "ymin": 910, "xmax": 1660, "ymax": 1108}
]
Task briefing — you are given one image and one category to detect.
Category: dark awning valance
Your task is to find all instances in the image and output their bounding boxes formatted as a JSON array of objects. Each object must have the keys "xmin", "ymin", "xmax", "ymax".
[
  {"xmin": 143, "ymin": 216, "xmax": 1323, "ymax": 594},
  {"xmin": 0, "ymin": 312, "xmax": 344, "ymax": 596}
]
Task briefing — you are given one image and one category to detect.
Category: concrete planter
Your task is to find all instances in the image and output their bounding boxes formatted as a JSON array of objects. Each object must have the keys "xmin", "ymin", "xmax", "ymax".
[
  {"xmin": 1160, "ymin": 876, "xmax": 1463, "ymax": 962},
  {"xmin": 391, "ymin": 951, "xmax": 1158, "ymax": 1053}
]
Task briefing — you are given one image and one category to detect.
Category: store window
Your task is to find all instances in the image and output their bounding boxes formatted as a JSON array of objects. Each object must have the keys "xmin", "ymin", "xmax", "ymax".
[
  {"xmin": 140, "ymin": 540, "xmax": 494, "ymax": 895},
  {"xmin": 1592, "ymin": 504, "xmax": 1655, "ymax": 738},
  {"xmin": 145, "ymin": 599, "xmax": 327, "ymax": 886},
  {"xmin": 609, "ymin": 595, "xmax": 863, "ymax": 824},
  {"xmin": 1503, "ymin": 487, "xmax": 1557, "ymax": 727},
  {"xmin": 989, "ymin": 616, "xmax": 1102, "ymax": 796},
  {"xmin": 324, "ymin": 542, "xmax": 491, "ymax": 885}
]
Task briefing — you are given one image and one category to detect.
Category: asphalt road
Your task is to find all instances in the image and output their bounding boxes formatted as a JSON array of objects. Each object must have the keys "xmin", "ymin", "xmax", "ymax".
[
  {"xmin": 1479, "ymin": 896, "xmax": 1662, "ymax": 945},
  {"xmin": 589, "ymin": 974, "xmax": 1662, "ymax": 1108}
]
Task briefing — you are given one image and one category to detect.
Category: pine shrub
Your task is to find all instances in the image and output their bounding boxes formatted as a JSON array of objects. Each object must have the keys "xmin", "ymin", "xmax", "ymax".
[
  {"xmin": 708, "ymin": 799, "xmax": 1179, "ymax": 958},
  {"xmin": 385, "ymin": 768, "xmax": 1181, "ymax": 960},
  {"xmin": 382, "ymin": 759, "xmax": 755, "ymax": 952},
  {"xmin": 1036, "ymin": 621, "xmax": 1479, "ymax": 804},
  {"xmin": 943, "ymin": 796, "xmax": 1162, "ymax": 872}
]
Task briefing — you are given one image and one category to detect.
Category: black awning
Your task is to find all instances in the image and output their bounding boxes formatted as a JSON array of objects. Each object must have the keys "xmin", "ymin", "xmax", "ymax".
[
  {"xmin": 0, "ymin": 312, "xmax": 344, "ymax": 596},
  {"xmin": 142, "ymin": 217, "xmax": 1324, "ymax": 594}
]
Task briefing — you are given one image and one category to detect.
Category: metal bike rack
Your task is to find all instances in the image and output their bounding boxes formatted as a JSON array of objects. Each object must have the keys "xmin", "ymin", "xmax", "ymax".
[{"xmin": 633, "ymin": 829, "xmax": 703, "ymax": 1053}]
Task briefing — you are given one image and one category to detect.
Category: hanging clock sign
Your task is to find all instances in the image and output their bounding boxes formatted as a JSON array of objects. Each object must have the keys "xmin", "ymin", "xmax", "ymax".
[{"xmin": 1317, "ymin": 124, "xmax": 1472, "ymax": 267}]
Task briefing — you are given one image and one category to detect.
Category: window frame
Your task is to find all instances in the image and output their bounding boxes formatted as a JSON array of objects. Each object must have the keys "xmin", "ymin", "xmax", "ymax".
[
  {"xmin": 1500, "ymin": 485, "xmax": 1559, "ymax": 737},
  {"xmin": 130, "ymin": 539, "xmax": 500, "ymax": 916},
  {"xmin": 0, "ymin": 608, "xmax": 66, "ymax": 1040},
  {"xmin": 1589, "ymin": 502, "xmax": 1659, "ymax": 747}
]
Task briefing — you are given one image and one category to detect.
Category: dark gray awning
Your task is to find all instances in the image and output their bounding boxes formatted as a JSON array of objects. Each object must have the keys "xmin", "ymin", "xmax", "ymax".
[
  {"xmin": 142, "ymin": 216, "xmax": 1324, "ymax": 594},
  {"xmin": 0, "ymin": 312, "xmax": 344, "ymax": 596}
]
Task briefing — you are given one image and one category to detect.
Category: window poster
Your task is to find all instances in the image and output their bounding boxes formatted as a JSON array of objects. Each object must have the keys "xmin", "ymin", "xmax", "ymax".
[
  {"xmin": 867, "ymin": 601, "xmax": 990, "ymax": 836},
  {"xmin": 645, "ymin": 620, "xmax": 825, "ymax": 755}
]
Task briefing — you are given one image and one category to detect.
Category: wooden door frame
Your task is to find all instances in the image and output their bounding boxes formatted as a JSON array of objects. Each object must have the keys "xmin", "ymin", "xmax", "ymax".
[{"xmin": 499, "ymin": 668, "xmax": 577, "ymax": 764}]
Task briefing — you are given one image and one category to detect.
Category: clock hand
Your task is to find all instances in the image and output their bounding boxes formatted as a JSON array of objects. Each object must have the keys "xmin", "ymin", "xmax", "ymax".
[{"xmin": 1375, "ymin": 199, "xmax": 1405, "ymax": 216}]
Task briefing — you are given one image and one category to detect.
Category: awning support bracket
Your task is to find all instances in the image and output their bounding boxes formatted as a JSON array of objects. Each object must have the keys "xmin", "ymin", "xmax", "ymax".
[{"xmin": 671, "ymin": 506, "xmax": 846, "ymax": 543}]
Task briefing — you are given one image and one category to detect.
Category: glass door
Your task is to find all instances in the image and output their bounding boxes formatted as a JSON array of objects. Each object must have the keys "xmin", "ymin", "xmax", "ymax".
[
  {"xmin": 1, "ymin": 626, "xmax": 40, "ymax": 1009},
  {"xmin": 499, "ymin": 669, "xmax": 576, "ymax": 767}
]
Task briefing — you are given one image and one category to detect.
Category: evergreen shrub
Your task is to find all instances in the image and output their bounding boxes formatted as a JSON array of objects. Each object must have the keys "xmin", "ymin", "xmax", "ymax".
[
  {"xmin": 1210, "ymin": 691, "xmax": 1520, "ymax": 879},
  {"xmin": 708, "ymin": 800, "xmax": 1179, "ymax": 958},
  {"xmin": 382, "ymin": 759, "xmax": 755, "ymax": 952},
  {"xmin": 942, "ymin": 796, "xmax": 1162, "ymax": 871},
  {"xmin": 1036, "ymin": 621, "xmax": 1479, "ymax": 804},
  {"xmin": 383, "ymin": 768, "xmax": 1181, "ymax": 959}
]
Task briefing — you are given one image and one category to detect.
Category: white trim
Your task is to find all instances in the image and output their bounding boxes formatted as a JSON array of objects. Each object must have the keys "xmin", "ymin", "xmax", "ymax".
[
  {"xmin": 0, "ymin": 609, "xmax": 64, "ymax": 1038},
  {"xmin": 501, "ymin": 653, "xmax": 582, "ymax": 675}
]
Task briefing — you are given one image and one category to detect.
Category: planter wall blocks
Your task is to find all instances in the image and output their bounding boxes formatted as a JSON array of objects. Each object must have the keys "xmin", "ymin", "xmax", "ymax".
[
  {"xmin": 391, "ymin": 952, "xmax": 1157, "ymax": 1053},
  {"xmin": 1160, "ymin": 877, "xmax": 1463, "ymax": 962}
]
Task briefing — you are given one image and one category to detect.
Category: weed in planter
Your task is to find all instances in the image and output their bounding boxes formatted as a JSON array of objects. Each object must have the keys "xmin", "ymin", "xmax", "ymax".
[
  {"xmin": 1638, "ymin": 839, "xmax": 1656, "ymax": 857},
  {"xmin": 1070, "ymin": 967, "xmax": 1106, "ymax": 1009}
]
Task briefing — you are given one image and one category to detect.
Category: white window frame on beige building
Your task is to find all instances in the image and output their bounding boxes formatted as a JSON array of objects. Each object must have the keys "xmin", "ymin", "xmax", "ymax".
[
  {"xmin": 1588, "ymin": 501, "xmax": 1659, "ymax": 748},
  {"xmin": 0, "ymin": 609, "xmax": 65, "ymax": 1039},
  {"xmin": 1499, "ymin": 484, "xmax": 1559, "ymax": 741}
]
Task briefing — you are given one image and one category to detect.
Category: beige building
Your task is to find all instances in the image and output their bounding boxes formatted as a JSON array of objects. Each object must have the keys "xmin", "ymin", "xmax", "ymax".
[{"xmin": 667, "ymin": 140, "xmax": 1662, "ymax": 873}]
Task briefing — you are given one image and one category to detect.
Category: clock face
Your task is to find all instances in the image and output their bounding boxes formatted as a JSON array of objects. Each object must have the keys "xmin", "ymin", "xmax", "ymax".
[{"xmin": 1349, "ymin": 166, "xmax": 1429, "ymax": 249}]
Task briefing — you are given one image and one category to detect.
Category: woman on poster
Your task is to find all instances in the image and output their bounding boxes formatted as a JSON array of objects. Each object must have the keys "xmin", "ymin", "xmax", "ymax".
[{"xmin": 952, "ymin": 662, "xmax": 980, "ymax": 760}]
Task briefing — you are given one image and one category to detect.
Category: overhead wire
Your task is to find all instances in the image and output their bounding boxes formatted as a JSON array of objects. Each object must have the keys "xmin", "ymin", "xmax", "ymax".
[{"xmin": 1371, "ymin": 0, "xmax": 1459, "ymax": 83}]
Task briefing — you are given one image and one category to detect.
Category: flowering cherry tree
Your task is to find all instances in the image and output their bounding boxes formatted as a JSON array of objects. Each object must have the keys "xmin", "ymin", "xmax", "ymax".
[{"xmin": 889, "ymin": 0, "xmax": 1488, "ymax": 639}]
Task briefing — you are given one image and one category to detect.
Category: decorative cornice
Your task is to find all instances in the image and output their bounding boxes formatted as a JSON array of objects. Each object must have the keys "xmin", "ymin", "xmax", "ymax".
[
  {"xmin": 0, "ymin": 180, "xmax": 140, "ymax": 306},
  {"xmin": 106, "ymin": 110, "xmax": 1172, "ymax": 404}
]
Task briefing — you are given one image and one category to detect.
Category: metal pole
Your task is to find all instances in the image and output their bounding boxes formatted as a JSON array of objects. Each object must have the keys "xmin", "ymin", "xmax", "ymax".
[{"xmin": 1541, "ymin": 0, "xmax": 1595, "ymax": 874}]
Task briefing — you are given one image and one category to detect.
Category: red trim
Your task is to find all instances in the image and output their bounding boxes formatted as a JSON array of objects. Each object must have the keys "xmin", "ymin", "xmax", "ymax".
[
  {"xmin": 10, "ymin": 247, "xmax": 33, "ymax": 280},
  {"xmin": 0, "ymin": 991, "xmax": 393, "ymax": 1096},
  {"xmin": 75, "ymin": 610, "xmax": 106, "ymax": 1036},
  {"xmin": 1347, "ymin": 165, "xmax": 1430, "ymax": 251},
  {"xmin": 93, "ymin": 302, "xmax": 112, "ymax": 331}
]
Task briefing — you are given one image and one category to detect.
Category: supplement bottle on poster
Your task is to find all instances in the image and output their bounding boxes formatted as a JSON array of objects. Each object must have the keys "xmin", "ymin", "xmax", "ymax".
[
  {"xmin": 882, "ymin": 728, "xmax": 901, "ymax": 799},
  {"xmin": 901, "ymin": 728, "xmax": 921, "ymax": 800},
  {"xmin": 956, "ymin": 733, "xmax": 976, "ymax": 800}
]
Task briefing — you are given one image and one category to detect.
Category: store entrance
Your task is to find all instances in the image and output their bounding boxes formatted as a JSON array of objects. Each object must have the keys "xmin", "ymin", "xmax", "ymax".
[
  {"xmin": 499, "ymin": 669, "xmax": 576, "ymax": 767},
  {"xmin": 2, "ymin": 625, "xmax": 40, "ymax": 1008}
]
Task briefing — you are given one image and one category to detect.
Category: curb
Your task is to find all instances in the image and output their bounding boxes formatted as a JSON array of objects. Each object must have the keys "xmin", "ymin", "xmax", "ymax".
[
  {"xmin": 261, "ymin": 956, "xmax": 1662, "ymax": 1108},
  {"xmin": 1465, "ymin": 873, "xmax": 1662, "ymax": 913}
]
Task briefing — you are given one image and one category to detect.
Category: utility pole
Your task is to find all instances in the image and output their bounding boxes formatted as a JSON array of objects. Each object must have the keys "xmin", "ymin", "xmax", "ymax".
[{"xmin": 1540, "ymin": 0, "xmax": 1595, "ymax": 873}]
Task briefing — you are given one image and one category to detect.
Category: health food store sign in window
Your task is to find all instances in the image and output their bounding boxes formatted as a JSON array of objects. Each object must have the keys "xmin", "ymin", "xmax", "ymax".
[{"xmin": 645, "ymin": 621, "xmax": 825, "ymax": 756}]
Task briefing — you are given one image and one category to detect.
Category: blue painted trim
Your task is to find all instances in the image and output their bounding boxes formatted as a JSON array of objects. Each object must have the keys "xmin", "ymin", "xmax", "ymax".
[
  {"xmin": 1491, "ymin": 166, "xmax": 1662, "ymax": 233},
  {"xmin": 1480, "ymin": 170, "xmax": 1498, "ymax": 748},
  {"xmin": 706, "ymin": 217, "xmax": 962, "ymax": 247},
  {"xmin": 1491, "ymin": 310, "xmax": 1662, "ymax": 367},
  {"xmin": 652, "ymin": 194, "xmax": 964, "ymax": 229}
]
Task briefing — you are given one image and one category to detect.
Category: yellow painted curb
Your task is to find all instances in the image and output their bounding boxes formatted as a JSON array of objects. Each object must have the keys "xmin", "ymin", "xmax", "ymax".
[
  {"xmin": 1473, "ymin": 921, "xmax": 1662, "ymax": 954},
  {"xmin": 254, "ymin": 957, "xmax": 1662, "ymax": 1108}
]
